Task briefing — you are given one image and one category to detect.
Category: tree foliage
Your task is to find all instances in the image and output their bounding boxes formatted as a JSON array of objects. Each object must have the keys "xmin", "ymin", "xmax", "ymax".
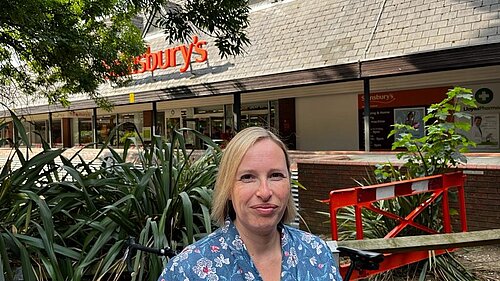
[
  {"xmin": 0, "ymin": 0, "xmax": 249, "ymax": 109},
  {"xmin": 375, "ymin": 86, "xmax": 477, "ymax": 181}
]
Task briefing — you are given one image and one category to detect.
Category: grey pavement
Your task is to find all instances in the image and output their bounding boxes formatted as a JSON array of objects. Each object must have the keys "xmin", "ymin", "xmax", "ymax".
[{"xmin": 1, "ymin": 147, "xmax": 500, "ymax": 172}]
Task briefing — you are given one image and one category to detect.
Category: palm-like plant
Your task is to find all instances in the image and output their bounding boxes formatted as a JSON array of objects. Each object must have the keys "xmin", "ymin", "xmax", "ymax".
[{"xmin": 0, "ymin": 109, "xmax": 221, "ymax": 281}]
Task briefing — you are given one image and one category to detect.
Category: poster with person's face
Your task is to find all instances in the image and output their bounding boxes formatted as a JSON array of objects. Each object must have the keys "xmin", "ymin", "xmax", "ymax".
[
  {"xmin": 394, "ymin": 107, "xmax": 425, "ymax": 139},
  {"xmin": 469, "ymin": 113, "xmax": 499, "ymax": 149}
]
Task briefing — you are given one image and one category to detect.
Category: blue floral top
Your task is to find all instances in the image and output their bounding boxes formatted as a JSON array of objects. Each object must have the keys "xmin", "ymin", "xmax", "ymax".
[{"xmin": 158, "ymin": 220, "xmax": 342, "ymax": 281}]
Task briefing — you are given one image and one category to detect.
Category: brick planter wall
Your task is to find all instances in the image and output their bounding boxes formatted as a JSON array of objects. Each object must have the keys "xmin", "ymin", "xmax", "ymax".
[
  {"xmin": 297, "ymin": 161, "xmax": 500, "ymax": 236},
  {"xmin": 462, "ymin": 169, "xmax": 500, "ymax": 230}
]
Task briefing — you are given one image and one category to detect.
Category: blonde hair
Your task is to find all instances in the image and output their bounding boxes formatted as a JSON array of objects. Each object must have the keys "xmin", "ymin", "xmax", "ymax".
[{"xmin": 211, "ymin": 127, "xmax": 297, "ymax": 227}]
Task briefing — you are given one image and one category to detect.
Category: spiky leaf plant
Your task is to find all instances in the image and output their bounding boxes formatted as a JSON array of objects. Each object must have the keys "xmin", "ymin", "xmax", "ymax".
[{"xmin": 0, "ymin": 109, "xmax": 220, "ymax": 281}]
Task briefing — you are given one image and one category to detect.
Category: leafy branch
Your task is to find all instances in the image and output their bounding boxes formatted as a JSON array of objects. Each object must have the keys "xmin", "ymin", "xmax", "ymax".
[{"xmin": 375, "ymin": 86, "xmax": 477, "ymax": 181}]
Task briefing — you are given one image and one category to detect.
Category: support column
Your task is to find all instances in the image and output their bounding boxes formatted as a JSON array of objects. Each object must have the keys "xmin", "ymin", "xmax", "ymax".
[
  {"xmin": 92, "ymin": 108, "xmax": 98, "ymax": 149},
  {"xmin": 48, "ymin": 112, "xmax": 53, "ymax": 148},
  {"xmin": 363, "ymin": 78, "xmax": 371, "ymax": 152},
  {"xmin": 233, "ymin": 93, "xmax": 241, "ymax": 132},
  {"xmin": 152, "ymin": 101, "xmax": 158, "ymax": 136},
  {"xmin": 115, "ymin": 114, "xmax": 119, "ymax": 146}
]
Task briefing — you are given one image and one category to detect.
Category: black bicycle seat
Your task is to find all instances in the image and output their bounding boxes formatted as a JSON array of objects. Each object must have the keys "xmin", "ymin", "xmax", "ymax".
[{"xmin": 337, "ymin": 246, "xmax": 384, "ymax": 270}]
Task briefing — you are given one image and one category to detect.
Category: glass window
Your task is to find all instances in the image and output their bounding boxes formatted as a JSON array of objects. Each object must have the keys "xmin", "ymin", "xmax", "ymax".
[
  {"xmin": 97, "ymin": 115, "xmax": 114, "ymax": 144},
  {"xmin": 117, "ymin": 112, "xmax": 143, "ymax": 146},
  {"xmin": 166, "ymin": 117, "xmax": 181, "ymax": 139},
  {"xmin": 241, "ymin": 102, "xmax": 271, "ymax": 129},
  {"xmin": 78, "ymin": 118, "xmax": 93, "ymax": 145},
  {"xmin": 155, "ymin": 111, "xmax": 165, "ymax": 138},
  {"xmin": 32, "ymin": 121, "xmax": 47, "ymax": 145},
  {"xmin": 52, "ymin": 120, "xmax": 62, "ymax": 147}
]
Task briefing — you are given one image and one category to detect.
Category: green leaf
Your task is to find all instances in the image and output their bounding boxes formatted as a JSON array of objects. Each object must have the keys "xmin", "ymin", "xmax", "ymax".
[
  {"xmin": 1, "ymin": 231, "xmax": 36, "ymax": 281},
  {"xmin": 23, "ymin": 191, "xmax": 54, "ymax": 239},
  {"xmin": 179, "ymin": 191, "xmax": 194, "ymax": 244},
  {"xmin": 14, "ymin": 234, "xmax": 80, "ymax": 259},
  {"xmin": 4, "ymin": 106, "xmax": 30, "ymax": 147},
  {"xmin": 0, "ymin": 233, "xmax": 13, "ymax": 281}
]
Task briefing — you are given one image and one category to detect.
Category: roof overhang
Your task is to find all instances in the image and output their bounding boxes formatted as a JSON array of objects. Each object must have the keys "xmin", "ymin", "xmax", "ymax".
[{"xmin": 14, "ymin": 42, "xmax": 500, "ymax": 115}]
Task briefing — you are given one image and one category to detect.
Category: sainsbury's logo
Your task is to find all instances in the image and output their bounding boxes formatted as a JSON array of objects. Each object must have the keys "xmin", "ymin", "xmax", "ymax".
[
  {"xmin": 361, "ymin": 94, "xmax": 396, "ymax": 104},
  {"xmin": 131, "ymin": 35, "xmax": 208, "ymax": 74}
]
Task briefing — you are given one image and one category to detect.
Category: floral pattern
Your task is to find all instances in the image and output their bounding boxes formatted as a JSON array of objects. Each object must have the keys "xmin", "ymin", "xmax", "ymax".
[{"xmin": 158, "ymin": 220, "xmax": 342, "ymax": 280}]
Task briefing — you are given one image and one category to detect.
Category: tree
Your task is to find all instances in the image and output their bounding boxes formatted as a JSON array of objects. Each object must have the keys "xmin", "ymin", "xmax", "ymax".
[
  {"xmin": 0, "ymin": 0, "xmax": 249, "ymax": 109},
  {"xmin": 375, "ymin": 86, "xmax": 477, "ymax": 181}
]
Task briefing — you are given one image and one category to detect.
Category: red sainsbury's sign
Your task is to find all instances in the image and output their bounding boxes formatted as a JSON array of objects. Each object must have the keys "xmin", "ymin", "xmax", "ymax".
[{"xmin": 131, "ymin": 35, "xmax": 208, "ymax": 74}]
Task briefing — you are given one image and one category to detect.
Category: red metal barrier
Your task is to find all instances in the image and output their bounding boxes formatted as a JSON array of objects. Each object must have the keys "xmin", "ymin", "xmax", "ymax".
[{"xmin": 328, "ymin": 171, "xmax": 468, "ymax": 279}]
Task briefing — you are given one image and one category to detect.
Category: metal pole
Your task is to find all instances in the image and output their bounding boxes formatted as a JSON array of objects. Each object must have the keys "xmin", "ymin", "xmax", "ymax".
[
  {"xmin": 152, "ymin": 101, "xmax": 158, "ymax": 136},
  {"xmin": 233, "ymin": 93, "xmax": 241, "ymax": 132},
  {"xmin": 363, "ymin": 78, "xmax": 371, "ymax": 152},
  {"xmin": 48, "ymin": 112, "xmax": 53, "ymax": 148},
  {"xmin": 92, "ymin": 108, "xmax": 98, "ymax": 149}
]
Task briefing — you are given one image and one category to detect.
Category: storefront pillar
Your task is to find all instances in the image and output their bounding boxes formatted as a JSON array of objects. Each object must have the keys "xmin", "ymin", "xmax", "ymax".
[
  {"xmin": 233, "ymin": 93, "xmax": 241, "ymax": 132},
  {"xmin": 363, "ymin": 78, "xmax": 371, "ymax": 152},
  {"xmin": 152, "ymin": 101, "xmax": 157, "ymax": 135},
  {"xmin": 48, "ymin": 112, "xmax": 53, "ymax": 148},
  {"xmin": 92, "ymin": 108, "xmax": 98, "ymax": 149}
]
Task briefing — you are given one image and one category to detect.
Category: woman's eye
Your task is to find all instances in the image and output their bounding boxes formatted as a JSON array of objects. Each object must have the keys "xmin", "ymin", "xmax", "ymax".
[
  {"xmin": 270, "ymin": 172, "xmax": 286, "ymax": 180},
  {"xmin": 239, "ymin": 174, "xmax": 255, "ymax": 183}
]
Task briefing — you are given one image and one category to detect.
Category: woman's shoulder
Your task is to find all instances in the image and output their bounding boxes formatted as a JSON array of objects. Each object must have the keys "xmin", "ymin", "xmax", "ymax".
[
  {"xmin": 283, "ymin": 224, "xmax": 326, "ymax": 243},
  {"xmin": 280, "ymin": 225, "xmax": 342, "ymax": 280},
  {"xmin": 176, "ymin": 228, "xmax": 227, "ymax": 257},
  {"xmin": 159, "ymin": 229, "xmax": 231, "ymax": 279},
  {"xmin": 282, "ymin": 224, "xmax": 332, "ymax": 255}
]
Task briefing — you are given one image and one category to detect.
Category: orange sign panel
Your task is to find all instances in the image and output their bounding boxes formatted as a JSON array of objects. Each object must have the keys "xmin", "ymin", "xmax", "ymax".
[
  {"xmin": 358, "ymin": 87, "xmax": 450, "ymax": 109},
  {"xmin": 131, "ymin": 35, "xmax": 208, "ymax": 74}
]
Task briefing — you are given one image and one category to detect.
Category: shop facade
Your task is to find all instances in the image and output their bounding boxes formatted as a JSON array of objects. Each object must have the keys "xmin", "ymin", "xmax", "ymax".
[{"xmin": 2, "ymin": 0, "xmax": 500, "ymax": 152}]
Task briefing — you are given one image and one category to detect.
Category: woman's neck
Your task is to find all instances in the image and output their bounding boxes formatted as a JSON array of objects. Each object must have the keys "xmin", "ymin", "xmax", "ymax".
[
  {"xmin": 234, "ymin": 220, "xmax": 281, "ymax": 254},
  {"xmin": 234, "ymin": 222, "xmax": 282, "ymax": 281}
]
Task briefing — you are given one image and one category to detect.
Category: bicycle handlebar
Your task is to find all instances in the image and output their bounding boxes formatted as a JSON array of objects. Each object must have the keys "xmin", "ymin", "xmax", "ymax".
[{"xmin": 125, "ymin": 237, "xmax": 176, "ymax": 273}]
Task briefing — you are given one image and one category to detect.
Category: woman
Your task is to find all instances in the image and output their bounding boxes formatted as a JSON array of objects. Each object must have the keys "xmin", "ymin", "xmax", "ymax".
[{"xmin": 158, "ymin": 127, "xmax": 342, "ymax": 280}]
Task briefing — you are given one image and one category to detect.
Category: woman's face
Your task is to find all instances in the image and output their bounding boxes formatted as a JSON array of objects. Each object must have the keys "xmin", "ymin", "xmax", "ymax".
[{"xmin": 231, "ymin": 138, "xmax": 290, "ymax": 236}]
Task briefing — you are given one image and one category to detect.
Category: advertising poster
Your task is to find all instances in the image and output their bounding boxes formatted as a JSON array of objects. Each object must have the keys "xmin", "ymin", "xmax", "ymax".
[
  {"xmin": 370, "ymin": 109, "xmax": 394, "ymax": 149},
  {"xmin": 393, "ymin": 107, "xmax": 426, "ymax": 139},
  {"xmin": 468, "ymin": 113, "xmax": 499, "ymax": 149},
  {"xmin": 358, "ymin": 87, "xmax": 448, "ymax": 150}
]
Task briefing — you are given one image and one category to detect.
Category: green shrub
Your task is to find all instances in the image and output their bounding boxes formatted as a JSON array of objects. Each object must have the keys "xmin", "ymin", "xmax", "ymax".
[{"xmin": 0, "ymin": 109, "xmax": 220, "ymax": 281}]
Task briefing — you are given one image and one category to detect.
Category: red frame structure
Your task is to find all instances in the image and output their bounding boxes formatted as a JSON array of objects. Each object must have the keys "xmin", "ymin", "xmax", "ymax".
[{"xmin": 328, "ymin": 171, "xmax": 467, "ymax": 279}]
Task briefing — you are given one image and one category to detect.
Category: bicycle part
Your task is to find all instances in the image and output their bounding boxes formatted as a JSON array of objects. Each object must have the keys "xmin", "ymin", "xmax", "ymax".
[
  {"xmin": 338, "ymin": 246, "xmax": 384, "ymax": 281},
  {"xmin": 125, "ymin": 237, "xmax": 176, "ymax": 273}
]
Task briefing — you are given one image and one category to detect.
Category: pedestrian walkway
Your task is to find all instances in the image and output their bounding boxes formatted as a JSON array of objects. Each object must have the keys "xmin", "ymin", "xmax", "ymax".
[
  {"xmin": 2, "ymin": 147, "xmax": 500, "ymax": 170},
  {"xmin": 289, "ymin": 150, "xmax": 500, "ymax": 170}
]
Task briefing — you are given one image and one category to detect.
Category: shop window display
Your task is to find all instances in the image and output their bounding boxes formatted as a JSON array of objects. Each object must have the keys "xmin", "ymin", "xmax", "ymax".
[
  {"xmin": 117, "ymin": 113, "xmax": 143, "ymax": 147},
  {"xmin": 31, "ymin": 121, "xmax": 47, "ymax": 146},
  {"xmin": 97, "ymin": 115, "xmax": 115, "ymax": 144},
  {"xmin": 52, "ymin": 120, "xmax": 62, "ymax": 147},
  {"xmin": 78, "ymin": 118, "xmax": 93, "ymax": 145}
]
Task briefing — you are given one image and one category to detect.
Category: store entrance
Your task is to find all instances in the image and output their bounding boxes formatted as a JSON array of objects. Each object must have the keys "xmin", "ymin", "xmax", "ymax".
[
  {"xmin": 183, "ymin": 117, "xmax": 224, "ymax": 148},
  {"xmin": 241, "ymin": 111, "xmax": 269, "ymax": 129}
]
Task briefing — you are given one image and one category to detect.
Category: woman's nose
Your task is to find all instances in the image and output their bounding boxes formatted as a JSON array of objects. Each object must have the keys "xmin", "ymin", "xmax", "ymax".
[{"xmin": 256, "ymin": 179, "xmax": 272, "ymax": 200}]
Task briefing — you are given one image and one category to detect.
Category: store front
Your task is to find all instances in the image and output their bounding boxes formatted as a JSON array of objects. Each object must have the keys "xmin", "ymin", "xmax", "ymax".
[
  {"xmin": 2, "ymin": 0, "xmax": 500, "ymax": 153},
  {"xmin": 2, "ymin": 98, "xmax": 285, "ymax": 150}
]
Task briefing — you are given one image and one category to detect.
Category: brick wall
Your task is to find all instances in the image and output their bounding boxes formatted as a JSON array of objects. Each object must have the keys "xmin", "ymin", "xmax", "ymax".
[
  {"xmin": 297, "ymin": 162, "xmax": 500, "ymax": 236},
  {"xmin": 462, "ymin": 170, "xmax": 500, "ymax": 230}
]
